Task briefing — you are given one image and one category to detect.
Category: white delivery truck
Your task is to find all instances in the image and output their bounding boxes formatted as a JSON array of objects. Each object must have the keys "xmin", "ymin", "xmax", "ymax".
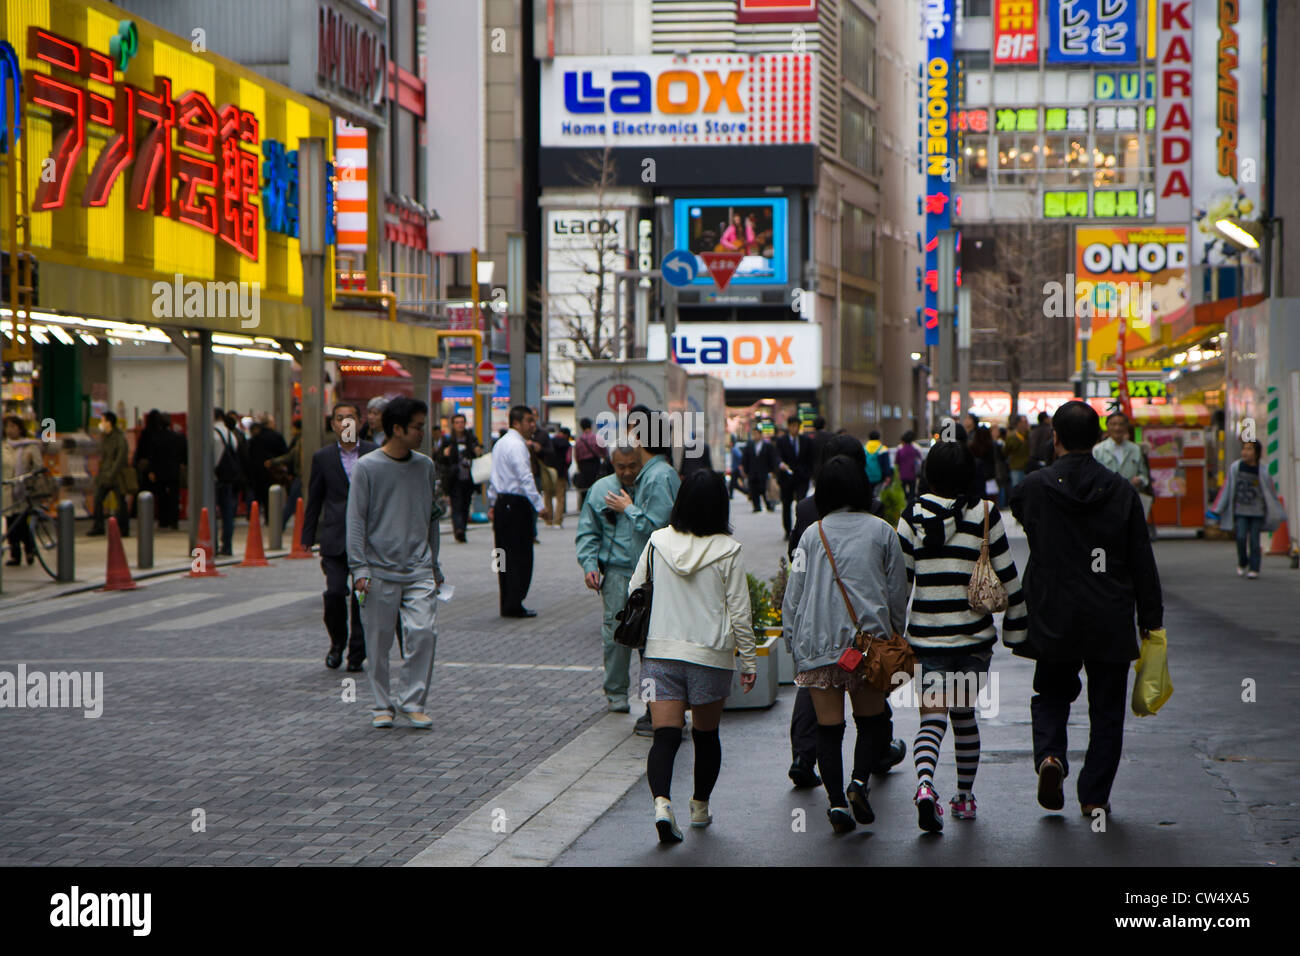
[
  {"xmin": 686, "ymin": 373, "xmax": 727, "ymax": 472},
  {"xmin": 573, "ymin": 360, "xmax": 689, "ymax": 468},
  {"xmin": 1224, "ymin": 298, "xmax": 1300, "ymax": 566}
]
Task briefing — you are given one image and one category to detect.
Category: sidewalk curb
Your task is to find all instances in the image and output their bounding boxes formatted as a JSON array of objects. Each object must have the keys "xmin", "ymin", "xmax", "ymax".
[{"xmin": 404, "ymin": 712, "xmax": 651, "ymax": 867}]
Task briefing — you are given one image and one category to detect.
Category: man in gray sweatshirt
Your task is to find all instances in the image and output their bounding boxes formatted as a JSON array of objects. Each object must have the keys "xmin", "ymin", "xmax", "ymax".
[{"xmin": 347, "ymin": 397, "xmax": 445, "ymax": 729}]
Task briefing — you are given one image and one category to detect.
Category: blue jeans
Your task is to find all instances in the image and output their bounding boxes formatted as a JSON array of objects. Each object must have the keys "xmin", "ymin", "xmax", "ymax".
[{"xmin": 1234, "ymin": 514, "xmax": 1264, "ymax": 572}]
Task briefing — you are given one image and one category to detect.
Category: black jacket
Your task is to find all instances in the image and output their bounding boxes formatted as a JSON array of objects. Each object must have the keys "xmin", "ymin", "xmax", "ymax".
[
  {"xmin": 248, "ymin": 428, "xmax": 288, "ymax": 483},
  {"xmin": 301, "ymin": 440, "xmax": 378, "ymax": 555},
  {"xmin": 742, "ymin": 439, "xmax": 778, "ymax": 483},
  {"xmin": 1009, "ymin": 452, "xmax": 1162, "ymax": 662},
  {"xmin": 436, "ymin": 430, "xmax": 481, "ymax": 484},
  {"xmin": 776, "ymin": 433, "xmax": 815, "ymax": 482}
]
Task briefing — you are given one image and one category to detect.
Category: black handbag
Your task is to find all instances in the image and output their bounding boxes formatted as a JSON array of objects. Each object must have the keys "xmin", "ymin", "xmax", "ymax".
[{"xmin": 613, "ymin": 547, "xmax": 656, "ymax": 649}]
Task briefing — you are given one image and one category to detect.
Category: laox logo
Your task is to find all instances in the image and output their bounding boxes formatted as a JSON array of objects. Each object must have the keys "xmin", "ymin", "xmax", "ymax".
[
  {"xmin": 564, "ymin": 69, "xmax": 745, "ymax": 114},
  {"xmin": 552, "ymin": 218, "xmax": 618, "ymax": 235},
  {"xmin": 672, "ymin": 334, "xmax": 793, "ymax": 366}
]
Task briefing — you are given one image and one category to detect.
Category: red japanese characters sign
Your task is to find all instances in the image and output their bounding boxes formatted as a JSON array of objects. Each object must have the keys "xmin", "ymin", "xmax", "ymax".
[
  {"xmin": 993, "ymin": 0, "xmax": 1039, "ymax": 64},
  {"xmin": 25, "ymin": 27, "xmax": 262, "ymax": 260}
]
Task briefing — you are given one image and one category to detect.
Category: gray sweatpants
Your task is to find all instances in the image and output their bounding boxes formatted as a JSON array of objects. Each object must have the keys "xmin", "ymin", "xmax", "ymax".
[{"xmin": 361, "ymin": 577, "xmax": 438, "ymax": 716}]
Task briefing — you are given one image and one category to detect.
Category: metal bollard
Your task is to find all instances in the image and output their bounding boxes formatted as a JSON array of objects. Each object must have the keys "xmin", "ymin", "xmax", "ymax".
[
  {"xmin": 268, "ymin": 484, "xmax": 284, "ymax": 551},
  {"xmin": 57, "ymin": 500, "xmax": 76, "ymax": 583},
  {"xmin": 137, "ymin": 491, "xmax": 155, "ymax": 570}
]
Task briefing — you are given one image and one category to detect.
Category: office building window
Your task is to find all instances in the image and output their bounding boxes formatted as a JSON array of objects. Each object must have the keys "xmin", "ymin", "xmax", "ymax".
[
  {"xmin": 961, "ymin": 134, "xmax": 989, "ymax": 183},
  {"xmin": 841, "ymin": 203, "xmax": 876, "ymax": 280},
  {"xmin": 1093, "ymin": 132, "xmax": 1141, "ymax": 187},
  {"xmin": 1042, "ymin": 133, "xmax": 1089, "ymax": 185},
  {"xmin": 842, "ymin": 95, "xmax": 877, "ymax": 175},
  {"xmin": 841, "ymin": 287, "xmax": 877, "ymax": 372},
  {"xmin": 996, "ymin": 133, "xmax": 1039, "ymax": 186},
  {"xmin": 843, "ymin": 5, "xmax": 877, "ymax": 98}
]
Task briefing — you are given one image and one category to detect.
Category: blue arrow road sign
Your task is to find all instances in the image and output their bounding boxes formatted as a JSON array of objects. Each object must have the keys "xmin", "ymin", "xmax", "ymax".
[{"xmin": 661, "ymin": 249, "xmax": 698, "ymax": 287}]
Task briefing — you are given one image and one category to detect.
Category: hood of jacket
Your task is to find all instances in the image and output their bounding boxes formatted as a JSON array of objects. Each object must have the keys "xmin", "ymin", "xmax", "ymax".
[
  {"xmin": 910, "ymin": 494, "xmax": 982, "ymax": 551},
  {"xmin": 1041, "ymin": 452, "xmax": 1119, "ymax": 514},
  {"xmin": 865, "ymin": 439, "xmax": 885, "ymax": 455},
  {"xmin": 652, "ymin": 527, "xmax": 740, "ymax": 575}
]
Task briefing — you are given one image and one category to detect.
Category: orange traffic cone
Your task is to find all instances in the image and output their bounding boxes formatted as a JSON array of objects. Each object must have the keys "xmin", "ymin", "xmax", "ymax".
[
  {"xmin": 100, "ymin": 517, "xmax": 138, "ymax": 591},
  {"xmin": 287, "ymin": 497, "xmax": 313, "ymax": 559},
  {"xmin": 238, "ymin": 501, "xmax": 272, "ymax": 567},
  {"xmin": 1268, "ymin": 521, "xmax": 1290, "ymax": 556},
  {"xmin": 188, "ymin": 506, "xmax": 223, "ymax": 577}
]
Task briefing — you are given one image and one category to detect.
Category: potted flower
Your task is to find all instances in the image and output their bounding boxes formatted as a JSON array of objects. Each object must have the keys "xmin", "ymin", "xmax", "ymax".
[{"xmin": 724, "ymin": 573, "xmax": 781, "ymax": 709}]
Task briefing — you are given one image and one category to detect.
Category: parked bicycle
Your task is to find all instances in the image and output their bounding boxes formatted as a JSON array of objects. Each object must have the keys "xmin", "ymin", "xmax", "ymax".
[{"xmin": 2, "ymin": 467, "xmax": 61, "ymax": 579}]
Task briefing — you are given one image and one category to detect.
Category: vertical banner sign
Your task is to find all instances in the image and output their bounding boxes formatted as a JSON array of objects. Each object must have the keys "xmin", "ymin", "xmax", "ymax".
[
  {"xmin": 1155, "ymin": 0, "xmax": 1194, "ymax": 224},
  {"xmin": 994, "ymin": 0, "xmax": 1040, "ymax": 64},
  {"xmin": 920, "ymin": 0, "xmax": 955, "ymax": 347},
  {"xmin": 1047, "ymin": 0, "xmax": 1140, "ymax": 64},
  {"xmin": 1190, "ymin": 0, "xmax": 1263, "ymax": 265}
]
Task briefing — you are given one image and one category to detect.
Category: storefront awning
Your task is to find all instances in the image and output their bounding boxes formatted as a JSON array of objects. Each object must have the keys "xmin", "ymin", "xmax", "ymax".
[
  {"xmin": 1132, "ymin": 404, "xmax": 1211, "ymax": 427},
  {"xmin": 1127, "ymin": 293, "xmax": 1265, "ymax": 364}
]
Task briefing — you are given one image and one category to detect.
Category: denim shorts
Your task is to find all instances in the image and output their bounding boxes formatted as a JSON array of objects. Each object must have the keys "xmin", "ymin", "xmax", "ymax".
[
  {"xmin": 917, "ymin": 648, "xmax": 993, "ymax": 679},
  {"xmin": 640, "ymin": 657, "xmax": 734, "ymax": 706}
]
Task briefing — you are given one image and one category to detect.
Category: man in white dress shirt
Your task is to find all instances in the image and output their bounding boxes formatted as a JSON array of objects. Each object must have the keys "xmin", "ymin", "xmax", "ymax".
[{"xmin": 489, "ymin": 405, "xmax": 551, "ymax": 617}]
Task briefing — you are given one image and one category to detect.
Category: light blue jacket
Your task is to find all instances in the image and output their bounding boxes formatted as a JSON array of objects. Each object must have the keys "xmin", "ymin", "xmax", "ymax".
[
  {"xmin": 1213, "ymin": 459, "xmax": 1286, "ymax": 532},
  {"xmin": 783, "ymin": 509, "xmax": 908, "ymax": 672},
  {"xmin": 574, "ymin": 455, "xmax": 678, "ymax": 573}
]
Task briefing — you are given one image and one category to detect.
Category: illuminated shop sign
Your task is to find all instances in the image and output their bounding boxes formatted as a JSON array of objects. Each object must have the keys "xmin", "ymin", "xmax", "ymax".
[
  {"xmin": 1047, "ymin": 0, "xmax": 1139, "ymax": 64},
  {"xmin": 993, "ymin": 0, "xmax": 1038, "ymax": 64},
  {"xmin": 1044, "ymin": 189, "xmax": 1152, "ymax": 218},
  {"xmin": 1155, "ymin": 0, "xmax": 1193, "ymax": 224},
  {"xmin": 918, "ymin": 0, "xmax": 956, "ymax": 348},
  {"xmin": 1095, "ymin": 71, "xmax": 1154, "ymax": 100},
  {"xmin": 25, "ymin": 27, "xmax": 261, "ymax": 260}
]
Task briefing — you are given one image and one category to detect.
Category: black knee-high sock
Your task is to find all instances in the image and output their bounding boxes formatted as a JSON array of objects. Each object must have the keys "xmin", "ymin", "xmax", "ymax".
[
  {"xmin": 852, "ymin": 713, "xmax": 885, "ymax": 782},
  {"xmin": 816, "ymin": 722, "xmax": 847, "ymax": 807},
  {"xmin": 647, "ymin": 726, "xmax": 683, "ymax": 800},
  {"xmin": 691, "ymin": 728, "xmax": 721, "ymax": 801}
]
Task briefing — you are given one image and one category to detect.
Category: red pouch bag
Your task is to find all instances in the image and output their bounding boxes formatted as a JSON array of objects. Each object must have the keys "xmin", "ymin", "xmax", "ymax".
[{"xmin": 837, "ymin": 646, "xmax": 864, "ymax": 672}]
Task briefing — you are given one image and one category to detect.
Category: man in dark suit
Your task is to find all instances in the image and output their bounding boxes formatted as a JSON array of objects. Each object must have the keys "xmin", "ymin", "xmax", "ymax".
[
  {"xmin": 302, "ymin": 402, "xmax": 377, "ymax": 671},
  {"xmin": 775, "ymin": 417, "xmax": 815, "ymax": 538},
  {"xmin": 741, "ymin": 427, "xmax": 778, "ymax": 513},
  {"xmin": 806, "ymin": 416, "xmax": 831, "ymax": 472}
]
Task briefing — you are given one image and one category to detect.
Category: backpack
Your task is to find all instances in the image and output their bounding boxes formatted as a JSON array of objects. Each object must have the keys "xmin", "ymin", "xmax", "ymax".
[
  {"xmin": 214, "ymin": 428, "xmax": 242, "ymax": 483},
  {"xmin": 865, "ymin": 448, "xmax": 885, "ymax": 484}
]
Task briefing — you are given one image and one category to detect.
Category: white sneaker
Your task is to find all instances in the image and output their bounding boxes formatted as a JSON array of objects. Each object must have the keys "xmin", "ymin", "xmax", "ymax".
[
  {"xmin": 689, "ymin": 798, "xmax": 712, "ymax": 828},
  {"xmin": 654, "ymin": 797, "xmax": 683, "ymax": 843},
  {"xmin": 1247, "ymin": 570, "xmax": 1259, "ymax": 579},
  {"xmin": 1237, "ymin": 566, "xmax": 1246, "ymax": 577}
]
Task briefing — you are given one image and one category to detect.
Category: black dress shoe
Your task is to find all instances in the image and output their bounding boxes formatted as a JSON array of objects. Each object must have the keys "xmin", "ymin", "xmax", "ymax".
[
  {"xmin": 4, "ymin": 557, "xmax": 20, "ymax": 567},
  {"xmin": 325, "ymin": 651, "xmax": 342, "ymax": 669},
  {"xmin": 872, "ymin": 738, "xmax": 907, "ymax": 776},
  {"xmin": 502, "ymin": 607, "xmax": 537, "ymax": 618},
  {"xmin": 346, "ymin": 661, "xmax": 364, "ymax": 672},
  {"xmin": 788, "ymin": 756, "xmax": 822, "ymax": 789}
]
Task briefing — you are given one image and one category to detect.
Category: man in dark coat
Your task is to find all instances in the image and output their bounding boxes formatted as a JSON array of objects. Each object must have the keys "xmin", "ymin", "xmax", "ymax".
[
  {"xmin": 774, "ymin": 417, "xmax": 815, "ymax": 538},
  {"xmin": 247, "ymin": 415, "xmax": 288, "ymax": 522},
  {"xmin": 302, "ymin": 402, "xmax": 378, "ymax": 671},
  {"xmin": 741, "ymin": 428, "xmax": 778, "ymax": 513},
  {"xmin": 436, "ymin": 412, "xmax": 482, "ymax": 543},
  {"xmin": 1009, "ymin": 401, "xmax": 1163, "ymax": 816}
]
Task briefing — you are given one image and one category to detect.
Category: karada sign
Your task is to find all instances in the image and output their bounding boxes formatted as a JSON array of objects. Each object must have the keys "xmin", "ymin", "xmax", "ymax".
[
  {"xmin": 24, "ymin": 26, "xmax": 262, "ymax": 260},
  {"xmin": 1155, "ymin": 0, "xmax": 1194, "ymax": 224}
]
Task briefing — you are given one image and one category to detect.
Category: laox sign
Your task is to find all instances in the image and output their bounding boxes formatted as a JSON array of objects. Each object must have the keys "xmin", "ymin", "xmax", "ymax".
[
  {"xmin": 564, "ymin": 69, "xmax": 745, "ymax": 115},
  {"xmin": 672, "ymin": 333, "xmax": 793, "ymax": 366}
]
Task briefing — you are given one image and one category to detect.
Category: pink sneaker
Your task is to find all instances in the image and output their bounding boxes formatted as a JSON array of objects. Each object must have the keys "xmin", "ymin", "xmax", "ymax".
[
  {"xmin": 914, "ymin": 782, "xmax": 944, "ymax": 832},
  {"xmin": 949, "ymin": 792, "xmax": 977, "ymax": 820}
]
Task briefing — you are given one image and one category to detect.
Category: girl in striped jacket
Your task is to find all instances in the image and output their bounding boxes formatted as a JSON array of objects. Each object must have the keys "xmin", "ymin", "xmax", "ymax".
[{"xmin": 896, "ymin": 441, "xmax": 1028, "ymax": 832}]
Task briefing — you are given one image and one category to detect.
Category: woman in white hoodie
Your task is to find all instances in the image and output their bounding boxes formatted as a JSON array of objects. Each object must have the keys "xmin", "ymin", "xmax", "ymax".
[{"xmin": 627, "ymin": 470, "xmax": 756, "ymax": 843}]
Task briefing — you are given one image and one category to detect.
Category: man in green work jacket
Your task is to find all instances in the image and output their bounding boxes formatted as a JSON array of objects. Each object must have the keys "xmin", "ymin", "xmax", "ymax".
[{"xmin": 576, "ymin": 438, "xmax": 680, "ymax": 732}]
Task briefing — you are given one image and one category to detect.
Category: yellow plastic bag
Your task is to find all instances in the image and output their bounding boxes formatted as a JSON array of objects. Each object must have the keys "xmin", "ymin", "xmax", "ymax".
[{"xmin": 1131, "ymin": 628, "xmax": 1172, "ymax": 716}]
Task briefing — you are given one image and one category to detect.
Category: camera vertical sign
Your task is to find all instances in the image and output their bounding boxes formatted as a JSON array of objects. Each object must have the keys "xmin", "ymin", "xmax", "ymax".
[{"xmin": 920, "ymin": 0, "xmax": 956, "ymax": 347}]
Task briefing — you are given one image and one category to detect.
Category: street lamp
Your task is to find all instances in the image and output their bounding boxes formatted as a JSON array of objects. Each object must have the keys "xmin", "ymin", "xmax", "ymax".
[{"xmin": 1213, "ymin": 218, "xmax": 1260, "ymax": 250}]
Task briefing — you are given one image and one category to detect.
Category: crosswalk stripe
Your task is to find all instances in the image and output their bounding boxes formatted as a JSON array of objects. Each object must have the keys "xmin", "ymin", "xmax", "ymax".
[
  {"xmin": 38, "ymin": 593, "xmax": 220, "ymax": 634},
  {"xmin": 137, "ymin": 591, "xmax": 320, "ymax": 630},
  {"xmin": 0, "ymin": 658, "xmax": 600, "ymax": 670},
  {"xmin": 0, "ymin": 589, "xmax": 137, "ymax": 627}
]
